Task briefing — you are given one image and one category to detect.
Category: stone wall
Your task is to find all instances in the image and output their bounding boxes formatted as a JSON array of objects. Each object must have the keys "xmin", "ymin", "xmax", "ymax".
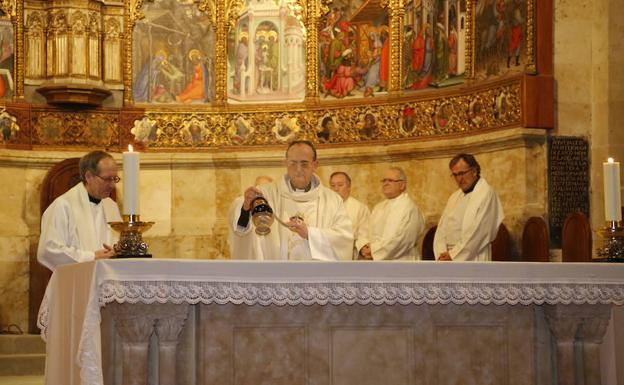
[{"xmin": 0, "ymin": 127, "xmax": 548, "ymax": 331}]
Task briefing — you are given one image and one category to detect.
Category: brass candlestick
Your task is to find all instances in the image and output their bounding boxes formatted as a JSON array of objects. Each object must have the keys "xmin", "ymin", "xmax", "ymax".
[
  {"xmin": 110, "ymin": 215, "xmax": 155, "ymax": 258},
  {"xmin": 596, "ymin": 220, "xmax": 624, "ymax": 260}
]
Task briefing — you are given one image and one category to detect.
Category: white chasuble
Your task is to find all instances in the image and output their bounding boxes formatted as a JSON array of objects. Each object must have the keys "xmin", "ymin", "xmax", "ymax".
[
  {"xmin": 357, "ymin": 192, "xmax": 425, "ymax": 260},
  {"xmin": 344, "ymin": 196, "xmax": 371, "ymax": 259},
  {"xmin": 37, "ymin": 183, "xmax": 122, "ymax": 271},
  {"xmin": 231, "ymin": 174, "xmax": 353, "ymax": 261},
  {"xmin": 433, "ymin": 178, "xmax": 505, "ymax": 261}
]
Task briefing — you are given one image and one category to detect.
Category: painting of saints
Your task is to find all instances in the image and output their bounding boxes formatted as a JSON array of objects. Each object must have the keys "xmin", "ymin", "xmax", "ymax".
[
  {"xmin": 319, "ymin": 0, "xmax": 388, "ymax": 100},
  {"xmin": 233, "ymin": 36, "xmax": 248, "ymax": 94},
  {"xmin": 448, "ymin": 15, "xmax": 458, "ymax": 76},
  {"xmin": 405, "ymin": 23, "xmax": 433, "ymax": 90},
  {"xmin": 132, "ymin": 0, "xmax": 214, "ymax": 104},
  {"xmin": 176, "ymin": 49, "xmax": 210, "ymax": 103},
  {"xmin": 323, "ymin": 49, "xmax": 355, "ymax": 98},
  {"xmin": 507, "ymin": 7, "xmax": 523, "ymax": 67},
  {"xmin": 400, "ymin": 107, "xmax": 416, "ymax": 135},
  {"xmin": 0, "ymin": 23, "xmax": 14, "ymax": 99},
  {"xmin": 228, "ymin": 0, "xmax": 305, "ymax": 103},
  {"xmin": 357, "ymin": 113, "xmax": 377, "ymax": 139},
  {"xmin": 433, "ymin": 12, "xmax": 449, "ymax": 83},
  {"xmin": 378, "ymin": 31, "xmax": 390, "ymax": 90},
  {"xmin": 317, "ymin": 116, "xmax": 335, "ymax": 142},
  {"xmin": 475, "ymin": 0, "xmax": 526, "ymax": 78}
]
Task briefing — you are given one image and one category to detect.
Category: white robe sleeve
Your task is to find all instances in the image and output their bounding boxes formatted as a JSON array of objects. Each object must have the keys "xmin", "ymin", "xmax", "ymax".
[
  {"xmin": 228, "ymin": 196, "xmax": 261, "ymax": 259},
  {"xmin": 448, "ymin": 189, "xmax": 503, "ymax": 261},
  {"xmin": 433, "ymin": 194, "xmax": 455, "ymax": 258},
  {"xmin": 37, "ymin": 201, "xmax": 95, "ymax": 271},
  {"xmin": 370, "ymin": 200, "xmax": 424, "ymax": 260}
]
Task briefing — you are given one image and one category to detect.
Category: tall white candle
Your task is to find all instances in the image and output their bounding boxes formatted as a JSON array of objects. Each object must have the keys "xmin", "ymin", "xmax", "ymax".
[
  {"xmin": 123, "ymin": 145, "xmax": 140, "ymax": 215},
  {"xmin": 603, "ymin": 157, "xmax": 622, "ymax": 222}
]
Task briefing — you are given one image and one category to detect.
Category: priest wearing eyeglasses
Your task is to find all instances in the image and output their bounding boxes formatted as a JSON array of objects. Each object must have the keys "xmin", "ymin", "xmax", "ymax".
[
  {"xmin": 37, "ymin": 151, "xmax": 122, "ymax": 270},
  {"xmin": 356, "ymin": 167, "xmax": 425, "ymax": 260},
  {"xmin": 434, "ymin": 153, "xmax": 504, "ymax": 261},
  {"xmin": 230, "ymin": 140, "xmax": 353, "ymax": 260}
]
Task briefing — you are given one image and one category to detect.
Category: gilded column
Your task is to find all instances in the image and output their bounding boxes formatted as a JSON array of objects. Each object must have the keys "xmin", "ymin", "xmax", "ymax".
[
  {"xmin": 387, "ymin": 0, "xmax": 404, "ymax": 93},
  {"xmin": 303, "ymin": 0, "xmax": 318, "ymax": 102},
  {"xmin": 464, "ymin": 0, "xmax": 474, "ymax": 79},
  {"xmin": 200, "ymin": 0, "xmax": 230, "ymax": 106},
  {"xmin": 13, "ymin": 0, "xmax": 23, "ymax": 97},
  {"xmin": 214, "ymin": 2, "xmax": 227, "ymax": 106},
  {"xmin": 123, "ymin": 0, "xmax": 145, "ymax": 104}
]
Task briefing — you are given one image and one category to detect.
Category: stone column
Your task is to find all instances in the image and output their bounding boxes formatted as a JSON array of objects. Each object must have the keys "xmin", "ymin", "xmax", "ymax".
[
  {"xmin": 154, "ymin": 304, "xmax": 190, "ymax": 385},
  {"xmin": 111, "ymin": 303, "xmax": 155, "ymax": 385},
  {"xmin": 544, "ymin": 304, "xmax": 612, "ymax": 385},
  {"xmin": 544, "ymin": 305, "xmax": 584, "ymax": 385},
  {"xmin": 577, "ymin": 306, "xmax": 611, "ymax": 385}
]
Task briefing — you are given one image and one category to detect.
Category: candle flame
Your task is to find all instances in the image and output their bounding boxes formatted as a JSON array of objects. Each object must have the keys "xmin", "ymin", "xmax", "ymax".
[
  {"xmin": 608, "ymin": 157, "xmax": 614, "ymax": 163},
  {"xmin": 128, "ymin": 144, "xmax": 134, "ymax": 152}
]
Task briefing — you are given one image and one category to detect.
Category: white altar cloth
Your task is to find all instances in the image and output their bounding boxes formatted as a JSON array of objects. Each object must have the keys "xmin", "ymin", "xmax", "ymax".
[{"xmin": 37, "ymin": 259, "xmax": 624, "ymax": 385}]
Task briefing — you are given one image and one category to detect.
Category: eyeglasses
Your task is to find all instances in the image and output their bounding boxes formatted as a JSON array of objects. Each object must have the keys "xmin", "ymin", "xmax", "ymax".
[
  {"xmin": 380, "ymin": 178, "xmax": 405, "ymax": 183},
  {"xmin": 451, "ymin": 168, "xmax": 473, "ymax": 178},
  {"xmin": 95, "ymin": 174, "xmax": 121, "ymax": 184}
]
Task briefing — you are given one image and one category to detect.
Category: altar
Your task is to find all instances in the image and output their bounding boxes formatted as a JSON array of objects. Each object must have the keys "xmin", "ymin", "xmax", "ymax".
[{"xmin": 38, "ymin": 260, "xmax": 624, "ymax": 385}]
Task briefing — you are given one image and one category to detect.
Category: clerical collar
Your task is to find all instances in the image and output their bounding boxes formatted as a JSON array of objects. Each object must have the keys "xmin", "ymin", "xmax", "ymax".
[
  {"xmin": 287, "ymin": 176, "xmax": 319, "ymax": 193},
  {"xmin": 291, "ymin": 183, "xmax": 312, "ymax": 192},
  {"xmin": 462, "ymin": 177, "xmax": 480, "ymax": 195},
  {"xmin": 88, "ymin": 194, "xmax": 101, "ymax": 205}
]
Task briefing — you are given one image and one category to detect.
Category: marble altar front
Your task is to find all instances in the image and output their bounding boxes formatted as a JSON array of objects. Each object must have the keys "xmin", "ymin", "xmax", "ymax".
[{"xmin": 38, "ymin": 259, "xmax": 624, "ymax": 385}]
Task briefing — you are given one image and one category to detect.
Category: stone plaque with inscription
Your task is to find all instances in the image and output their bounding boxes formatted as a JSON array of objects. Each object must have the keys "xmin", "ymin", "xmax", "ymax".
[{"xmin": 548, "ymin": 136, "xmax": 590, "ymax": 247}]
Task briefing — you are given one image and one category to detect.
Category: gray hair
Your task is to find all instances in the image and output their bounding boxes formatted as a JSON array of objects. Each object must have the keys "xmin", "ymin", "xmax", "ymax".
[
  {"xmin": 79, "ymin": 151, "xmax": 114, "ymax": 182},
  {"xmin": 330, "ymin": 171, "xmax": 352, "ymax": 186},
  {"xmin": 389, "ymin": 166, "xmax": 407, "ymax": 182}
]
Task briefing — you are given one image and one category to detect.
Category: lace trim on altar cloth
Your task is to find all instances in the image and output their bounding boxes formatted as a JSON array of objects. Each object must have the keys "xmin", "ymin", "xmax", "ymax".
[{"xmin": 100, "ymin": 280, "xmax": 624, "ymax": 307}]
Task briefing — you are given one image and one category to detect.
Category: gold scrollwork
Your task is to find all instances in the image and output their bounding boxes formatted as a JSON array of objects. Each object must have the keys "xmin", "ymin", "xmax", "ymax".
[
  {"xmin": 33, "ymin": 111, "xmax": 119, "ymax": 146},
  {"xmin": 133, "ymin": 78, "xmax": 521, "ymax": 148},
  {"xmin": 0, "ymin": 0, "xmax": 16, "ymax": 18}
]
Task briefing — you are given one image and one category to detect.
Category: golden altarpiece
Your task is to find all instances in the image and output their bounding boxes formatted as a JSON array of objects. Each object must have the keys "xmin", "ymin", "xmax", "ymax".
[{"xmin": 0, "ymin": 0, "xmax": 551, "ymax": 150}]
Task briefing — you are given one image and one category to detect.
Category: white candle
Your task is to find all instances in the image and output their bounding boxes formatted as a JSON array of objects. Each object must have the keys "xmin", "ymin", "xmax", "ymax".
[
  {"xmin": 123, "ymin": 145, "xmax": 140, "ymax": 215},
  {"xmin": 603, "ymin": 157, "xmax": 622, "ymax": 222}
]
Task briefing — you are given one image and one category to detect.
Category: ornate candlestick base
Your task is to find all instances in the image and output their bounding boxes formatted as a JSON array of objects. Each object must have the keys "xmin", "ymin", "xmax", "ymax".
[
  {"xmin": 109, "ymin": 215, "xmax": 155, "ymax": 258},
  {"xmin": 596, "ymin": 221, "xmax": 624, "ymax": 262}
]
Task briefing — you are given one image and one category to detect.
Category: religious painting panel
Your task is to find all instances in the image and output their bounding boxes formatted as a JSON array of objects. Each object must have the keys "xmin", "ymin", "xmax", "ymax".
[
  {"xmin": 403, "ymin": 0, "xmax": 466, "ymax": 91},
  {"xmin": 132, "ymin": 0, "xmax": 215, "ymax": 104},
  {"xmin": 474, "ymin": 0, "xmax": 527, "ymax": 79},
  {"xmin": 319, "ymin": 0, "xmax": 389, "ymax": 99},
  {"xmin": 0, "ymin": 19, "xmax": 14, "ymax": 99},
  {"xmin": 0, "ymin": 108, "xmax": 18, "ymax": 143},
  {"xmin": 227, "ymin": 0, "xmax": 306, "ymax": 103}
]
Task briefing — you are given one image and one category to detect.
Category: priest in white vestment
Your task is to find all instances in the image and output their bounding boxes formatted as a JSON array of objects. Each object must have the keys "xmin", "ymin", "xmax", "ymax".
[
  {"xmin": 38, "ymin": 151, "xmax": 123, "ymax": 271},
  {"xmin": 356, "ymin": 167, "xmax": 425, "ymax": 260},
  {"xmin": 434, "ymin": 153, "xmax": 504, "ymax": 261},
  {"xmin": 329, "ymin": 171, "xmax": 370, "ymax": 259},
  {"xmin": 230, "ymin": 141, "xmax": 353, "ymax": 260}
]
